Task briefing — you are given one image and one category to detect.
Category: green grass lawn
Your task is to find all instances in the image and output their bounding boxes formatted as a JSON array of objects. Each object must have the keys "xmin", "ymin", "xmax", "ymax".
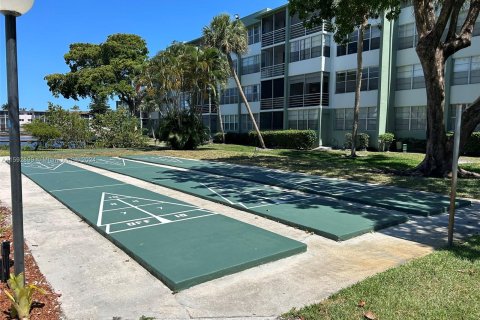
[
  {"xmin": 281, "ymin": 236, "xmax": 480, "ymax": 320},
  {"xmin": 1, "ymin": 143, "xmax": 479, "ymax": 199}
]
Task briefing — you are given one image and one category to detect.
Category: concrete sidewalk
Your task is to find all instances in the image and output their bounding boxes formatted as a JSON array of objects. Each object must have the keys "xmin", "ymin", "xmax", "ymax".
[{"xmin": 0, "ymin": 158, "xmax": 478, "ymax": 319}]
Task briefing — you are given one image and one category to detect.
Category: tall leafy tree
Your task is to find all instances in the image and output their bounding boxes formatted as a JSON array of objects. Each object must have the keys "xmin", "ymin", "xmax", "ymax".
[
  {"xmin": 45, "ymin": 34, "xmax": 148, "ymax": 115},
  {"xmin": 289, "ymin": 0, "xmax": 401, "ymax": 157},
  {"xmin": 411, "ymin": 0, "xmax": 480, "ymax": 177},
  {"xmin": 203, "ymin": 14, "xmax": 267, "ymax": 149}
]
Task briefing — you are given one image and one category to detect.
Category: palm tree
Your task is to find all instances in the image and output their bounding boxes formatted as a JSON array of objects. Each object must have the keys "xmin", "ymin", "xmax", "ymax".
[
  {"xmin": 203, "ymin": 14, "xmax": 266, "ymax": 149},
  {"xmin": 194, "ymin": 47, "xmax": 230, "ymax": 141}
]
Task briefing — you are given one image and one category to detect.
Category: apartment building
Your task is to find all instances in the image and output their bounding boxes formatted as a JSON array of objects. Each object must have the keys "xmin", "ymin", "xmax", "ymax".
[{"xmin": 199, "ymin": 2, "xmax": 480, "ymax": 148}]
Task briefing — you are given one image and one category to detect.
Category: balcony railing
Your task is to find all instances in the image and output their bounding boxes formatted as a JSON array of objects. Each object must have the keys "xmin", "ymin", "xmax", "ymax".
[
  {"xmin": 262, "ymin": 27, "xmax": 286, "ymax": 47},
  {"xmin": 260, "ymin": 97, "xmax": 284, "ymax": 110},
  {"xmin": 196, "ymin": 104, "xmax": 218, "ymax": 114},
  {"xmin": 261, "ymin": 63, "xmax": 285, "ymax": 78},
  {"xmin": 288, "ymin": 93, "xmax": 329, "ymax": 108},
  {"xmin": 290, "ymin": 22, "xmax": 328, "ymax": 40}
]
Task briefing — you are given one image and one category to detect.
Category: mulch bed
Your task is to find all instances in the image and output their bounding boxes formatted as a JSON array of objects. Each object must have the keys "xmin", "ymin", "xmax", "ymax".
[{"xmin": 0, "ymin": 205, "xmax": 61, "ymax": 319}]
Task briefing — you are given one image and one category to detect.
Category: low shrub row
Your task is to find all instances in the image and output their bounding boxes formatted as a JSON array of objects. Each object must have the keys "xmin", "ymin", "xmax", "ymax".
[{"xmin": 213, "ymin": 130, "xmax": 317, "ymax": 150}]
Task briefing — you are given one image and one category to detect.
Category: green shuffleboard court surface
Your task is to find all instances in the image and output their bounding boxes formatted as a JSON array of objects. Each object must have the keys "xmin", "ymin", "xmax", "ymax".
[
  {"xmin": 72, "ymin": 157, "xmax": 409, "ymax": 241},
  {"xmin": 20, "ymin": 160, "xmax": 306, "ymax": 291},
  {"xmin": 122, "ymin": 155, "xmax": 471, "ymax": 216}
]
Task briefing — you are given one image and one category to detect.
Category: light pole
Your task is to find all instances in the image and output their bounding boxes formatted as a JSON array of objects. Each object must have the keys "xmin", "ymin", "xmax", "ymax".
[{"xmin": 1, "ymin": 0, "xmax": 34, "ymax": 277}]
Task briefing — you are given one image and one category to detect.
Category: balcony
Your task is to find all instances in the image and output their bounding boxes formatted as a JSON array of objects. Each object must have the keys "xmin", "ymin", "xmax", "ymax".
[
  {"xmin": 196, "ymin": 104, "xmax": 218, "ymax": 114},
  {"xmin": 288, "ymin": 93, "xmax": 329, "ymax": 108},
  {"xmin": 260, "ymin": 97, "xmax": 284, "ymax": 110},
  {"xmin": 261, "ymin": 63, "xmax": 285, "ymax": 78},
  {"xmin": 261, "ymin": 27, "xmax": 286, "ymax": 47},
  {"xmin": 290, "ymin": 22, "xmax": 328, "ymax": 40}
]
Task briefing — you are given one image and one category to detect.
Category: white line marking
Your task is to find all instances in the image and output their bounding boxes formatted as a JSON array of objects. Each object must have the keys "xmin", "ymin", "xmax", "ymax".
[
  {"xmin": 105, "ymin": 209, "xmax": 211, "ymax": 226},
  {"xmin": 50, "ymin": 183, "xmax": 126, "ymax": 192},
  {"xmin": 116, "ymin": 199, "xmax": 171, "ymax": 224},
  {"xmin": 97, "ymin": 192, "xmax": 106, "ymax": 226},
  {"xmin": 107, "ymin": 213, "xmax": 217, "ymax": 234},
  {"xmin": 27, "ymin": 170, "xmax": 86, "ymax": 175},
  {"xmin": 102, "ymin": 193, "xmax": 198, "ymax": 209}
]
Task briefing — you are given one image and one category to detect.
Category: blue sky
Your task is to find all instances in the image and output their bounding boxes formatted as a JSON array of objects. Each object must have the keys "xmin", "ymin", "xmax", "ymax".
[{"xmin": 0, "ymin": 0, "xmax": 287, "ymax": 111}]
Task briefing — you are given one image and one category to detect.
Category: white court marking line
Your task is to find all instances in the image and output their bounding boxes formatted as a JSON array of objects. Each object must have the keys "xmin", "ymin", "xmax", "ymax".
[
  {"xmin": 26, "ymin": 170, "xmax": 86, "ymax": 175},
  {"xmin": 105, "ymin": 209, "xmax": 212, "ymax": 226},
  {"xmin": 97, "ymin": 192, "xmax": 106, "ymax": 226},
  {"xmin": 101, "ymin": 193, "xmax": 199, "ymax": 209},
  {"xmin": 116, "ymin": 199, "xmax": 171, "ymax": 224},
  {"xmin": 50, "ymin": 183, "xmax": 126, "ymax": 193},
  {"xmin": 107, "ymin": 213, "xmax": 217, "ymax": 235}
]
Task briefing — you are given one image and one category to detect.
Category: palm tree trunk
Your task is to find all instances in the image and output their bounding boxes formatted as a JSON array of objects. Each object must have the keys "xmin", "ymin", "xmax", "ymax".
[
  {"xmin": 227, "ymin": 55, "xmax": 266, "ymax": 149},
  {"xmin": 216, "ymin": 86, "xmax": 226, "ymax": 142},
  {"xmin": 351, "ymin": 19, "xmax": 367, "ymax": 157}
]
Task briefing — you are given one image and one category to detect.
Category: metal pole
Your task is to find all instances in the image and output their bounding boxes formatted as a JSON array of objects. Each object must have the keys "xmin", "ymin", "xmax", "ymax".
[
  {"xmin": 5, "ymin": 14, "xmax": 25, "ymax": 276},
  {"xmin": 447, "ymin": 105, "xmax": 463, "ymax": 246}
]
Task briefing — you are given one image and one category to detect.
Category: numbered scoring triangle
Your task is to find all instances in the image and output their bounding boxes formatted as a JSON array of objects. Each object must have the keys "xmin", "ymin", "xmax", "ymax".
[
  {"xmin": 22, "ymin": 160, "xmax": 64, "ymax": 171},
  {"xmin": 97, "ymin": 192, "xmax": 215, "ymax": 234}
]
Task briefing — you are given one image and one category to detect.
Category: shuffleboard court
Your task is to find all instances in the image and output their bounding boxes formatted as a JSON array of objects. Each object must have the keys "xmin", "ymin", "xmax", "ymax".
[
  {"xmin": 20, "ymin": 159, "xmax": 306, "ymax": 291},
  {"xmin": 72, "ymin": 157, "xmax": 408, "ymax": 241},
  {"xmin": 122, "ymin": 155, "xmax": 471, "ymax": 216}
]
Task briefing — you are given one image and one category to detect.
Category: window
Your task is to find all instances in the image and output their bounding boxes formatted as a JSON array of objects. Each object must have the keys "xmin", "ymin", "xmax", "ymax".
[
  {"xmin": 449, "ymin": 104, "xmax": 480, "ymax": 131},
  {"xmin": 453, "ymin": 55, "xmax": 480, "ymax": 85},
  {"xmin": 288, "ymin": 108, "xmax": 319, "ymax": 130},
  {"xmin": 395, "ymin": 106, "xmax": 426, "ymax": 131},
  {"xmin": 397, "ymin": 23, "xmax": 417, "ymax": 50},
  {"xmin": 248, "ymin": 24, "xmax": 260, "ymax": 45},
  {"xmin": 222, "ymin": 114, "xmax": 238, "ymax": 132},
  {"xmin": 241, "ymin": 113, "xmax": 259, "ymax": 132},
  {"xmin": 241, "ymin": 55, "xmax": 260, "ymax": 75},
  {"xmin": 242, "ymin": 84, "xmax": 260, "ymax": 102},
  {"xmin": 396, "ymin": 64, "xmax": 425, "ymax": 90},
  {"xmin": 220, "ymin": 88, "xmax": 239, "ymax": 104},
  {"xmin": 335, "ymin": 107, "xmax": 377, "ymax": 130},
  {"xmin": 290, "ymin": 35, "xmax": 328, "ymax": 62},
  {"xmin": 260, "ymin": 111, "xmax": 284, "ymax": 130},
  {"xmin": 337, "ymin": 25, "xmax": 381, "ymax": 57},
  {"xmin": 335, "ymin": 66, "xmax": 379, "ymax": 93}
]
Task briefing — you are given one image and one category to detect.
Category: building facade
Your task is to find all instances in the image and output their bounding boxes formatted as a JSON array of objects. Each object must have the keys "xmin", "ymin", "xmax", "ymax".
[{"xmin": 200, "ymin": 2, "xmax": 480, "ymax": 148}]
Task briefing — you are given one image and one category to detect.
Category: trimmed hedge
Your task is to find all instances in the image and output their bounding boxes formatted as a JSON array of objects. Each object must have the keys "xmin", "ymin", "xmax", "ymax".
[
  {"xmin": 213, "ymin": 130, "xmax": 317, "ymax": 150},
  {"xmin": 250, "ymin": 130, "xmax": 317, "ymax": 150}
]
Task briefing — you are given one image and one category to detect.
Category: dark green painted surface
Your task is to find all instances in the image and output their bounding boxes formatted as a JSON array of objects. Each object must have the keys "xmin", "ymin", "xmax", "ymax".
[
  {"xmin": 123, "ymin": 155, "xmax": 471, "ymax": 216},
  {"xmin": 73, "ymin": 157, "xmax": 408, "ymax": 241},
  {"xmin": 20, "ymin": 160, "xmax": 306, "ymax": 291}
]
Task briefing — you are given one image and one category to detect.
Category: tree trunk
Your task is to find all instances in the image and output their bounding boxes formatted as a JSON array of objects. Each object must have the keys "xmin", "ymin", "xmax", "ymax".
[
  {"xmin": 415, "ymin": 44, "xmax": 451, "ymax": 177},
  {"xmin": 227, "ymin": 55, "xmax": 266, "ymax": 149},
  {"xmin": 351, "ymin": 19, "xmax": 367, "ymax": 157},
  {"xmin": 216, "ymin": 86, "xmax": 225, "ymax": 143}
]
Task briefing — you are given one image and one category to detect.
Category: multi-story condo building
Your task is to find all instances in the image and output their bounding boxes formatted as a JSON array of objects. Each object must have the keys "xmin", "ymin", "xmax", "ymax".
[{"xmin": 198, "ymin": 2, "xmax": 480, "ymax": 148}]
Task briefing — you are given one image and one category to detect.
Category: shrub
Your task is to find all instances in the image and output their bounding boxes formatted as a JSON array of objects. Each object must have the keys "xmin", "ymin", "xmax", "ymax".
[
  {"xmin": 225, "ymin": 132, "xmax": 251, "ymax": 145},
  {"xmin": 378, "ymin": 132, "xmax": 395, "ymax": 152},
  {"xmin": 23, "ymin": 120, "xmax": 61, "ymax": 150},
  {"xmin": 344, "ymin": 133, "xmax": 353, "ymax": 149},
  {"xmin": 4, "ymin": 272, "xmax": 46, "ymax": 319},
  {"xmin": 344, "ymin": 132, "xmax": 370, "ymax": 150},
  {"xmin": 464, "ymin": 132, "xmax": 480, "ymax": 156},
  {"xmin": 358, "ymin": 133, "xmax": 370, "ymax": 150},
  {"xmin": 249, "ymin": 130, "xmax": 317, "ymax": 150},
  {"xmin": 92, "ymin": 108, "xmax": 147, "ymax": 148},
  {"xmin": 212, "ymin": 132, "xmax": 224, "ymax": 143},
  {"xmin": 159, "ymin": 108, "xmax": 209, "ymax": 150}
]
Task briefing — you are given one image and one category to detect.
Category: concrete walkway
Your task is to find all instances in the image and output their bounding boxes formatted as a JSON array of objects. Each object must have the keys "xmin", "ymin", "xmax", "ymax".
[{"xmin": 0, "ymin": 158, "xmax": 478, "ymax": 320}]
